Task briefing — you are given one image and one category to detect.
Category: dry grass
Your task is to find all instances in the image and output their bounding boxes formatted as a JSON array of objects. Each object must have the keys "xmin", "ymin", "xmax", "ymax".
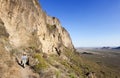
[{"xmin": 33, "ymin": 53, "xmax": 48, "ymax": 72}]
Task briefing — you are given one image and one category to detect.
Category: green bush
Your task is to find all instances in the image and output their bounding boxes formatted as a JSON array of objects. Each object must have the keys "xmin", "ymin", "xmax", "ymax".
[
  {"xmin": 69, "ymin": 73, "xmax": 76, "ymax": 78},
  {"xmin": 34, "ymin": 53, "xmax": 48, "ymax": 72},
  {"xmin": 55, "ymin": 71, "xmax": 61, "ymax": 78}
]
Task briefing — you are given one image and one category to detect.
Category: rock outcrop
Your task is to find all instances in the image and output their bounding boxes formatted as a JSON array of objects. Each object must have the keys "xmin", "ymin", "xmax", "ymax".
[
  {"xmin": 0, "ymin": 0, "xmax": 74, "ymax": 54},
  {"xmin": 0, "ymin": 0, "xmax": 74, "ymax": 77}
]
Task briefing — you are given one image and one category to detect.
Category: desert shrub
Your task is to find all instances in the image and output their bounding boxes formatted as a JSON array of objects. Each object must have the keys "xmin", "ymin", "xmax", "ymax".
[
  {"xmin": 55, "ymin": 71, "xmax": 61, "ymax": 78},
  {"xmin": 69, "ymin": 73, "xmax": 76, "ymax": 78},
  {"xmin": 60, "ymin": 60, "xmax": 71, "ymax": 69},
  {"xmin": 10, "ymin": 49, "xmax": 19, "ymax": 56},
  {"xmin": 33, "ymin": 53, "xmax": 48, "ymax": 72},
  {"xmin": 63, "ymin": 48, "xmax": 94, "ymax": 77},
  {"xmin": 47, "ymin": 24, "xmax": 56, "ymax": 32}
]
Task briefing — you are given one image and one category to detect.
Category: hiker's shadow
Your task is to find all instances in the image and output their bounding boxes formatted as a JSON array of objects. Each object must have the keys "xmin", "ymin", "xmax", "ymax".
[{"xmin": 15, "ymin": 58, "xmax": 24, "ymax": 68}]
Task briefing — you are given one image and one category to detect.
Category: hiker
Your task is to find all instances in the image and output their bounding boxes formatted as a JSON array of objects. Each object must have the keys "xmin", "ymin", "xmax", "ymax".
[{"xmin": 21, "ymin": 52, "xmax": 28, "ymax": 68}]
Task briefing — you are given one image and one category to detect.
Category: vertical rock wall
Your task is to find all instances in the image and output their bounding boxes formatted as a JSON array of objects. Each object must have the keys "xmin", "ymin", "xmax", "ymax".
[{"xmin": 0, "ymin": 0, "xmax": 74, "ymax": 54}]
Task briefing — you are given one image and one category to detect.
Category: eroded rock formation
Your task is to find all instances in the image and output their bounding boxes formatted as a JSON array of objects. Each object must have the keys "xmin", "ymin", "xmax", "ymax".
[{"xmin": 0, "ymin": 0, "xmax": 74, "ymax": 54}]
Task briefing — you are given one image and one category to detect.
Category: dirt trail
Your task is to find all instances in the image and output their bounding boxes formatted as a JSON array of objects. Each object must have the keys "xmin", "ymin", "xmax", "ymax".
[
  {"xmin": 20, "ymin": 66, "xmax": 40, "ymax": 78},
  {"xmin": 15, "ymin": 57, "xmax": 40, "ymax": 78},
  {"xmin": 20, "ymin": 66, "xmax": 30, "ymax": 78}
]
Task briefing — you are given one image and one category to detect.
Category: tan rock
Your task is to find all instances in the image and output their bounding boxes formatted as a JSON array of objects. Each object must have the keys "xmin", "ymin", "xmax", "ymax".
[{"xmin": 0, "ymin": 0, "xmax": 74, "ymax": 54}]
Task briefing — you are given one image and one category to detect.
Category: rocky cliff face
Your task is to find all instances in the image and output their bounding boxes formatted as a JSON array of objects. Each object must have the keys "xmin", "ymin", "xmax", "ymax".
[
  {"xmin": 0, "ymin": 0, "xmax": 74, "ymax": 77},
  {"xmin": 0, "ymin": 0, "xmax": 74, "ymax": 54}
]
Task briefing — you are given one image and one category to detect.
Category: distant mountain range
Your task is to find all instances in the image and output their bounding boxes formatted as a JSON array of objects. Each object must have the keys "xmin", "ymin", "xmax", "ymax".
[
  {"xmin": 101, "ymin": 46, "xmax": 120, "ymax": 50},
  {"xmin": 112, "ymin": 47, "xmax": 120, "ymax": 49},
  {"xmin": 101, "ymin": 47, "xmax": 111, "ymax": 49},
  {"xmin": 76, "ymin": 46, "xmax": 120, "ymax": 50}
]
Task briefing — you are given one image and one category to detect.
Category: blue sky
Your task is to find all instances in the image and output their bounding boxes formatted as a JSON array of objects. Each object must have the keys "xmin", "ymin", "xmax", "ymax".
[{"xmin": 39, "ymin": 0, "xmax": 120, "ymax": 47}]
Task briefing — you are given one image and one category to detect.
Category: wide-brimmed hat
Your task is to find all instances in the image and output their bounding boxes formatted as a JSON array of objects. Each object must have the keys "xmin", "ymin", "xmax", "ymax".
[{"xmin": 23, "ymin": 52, "xmax": 27, "ymax": 55}]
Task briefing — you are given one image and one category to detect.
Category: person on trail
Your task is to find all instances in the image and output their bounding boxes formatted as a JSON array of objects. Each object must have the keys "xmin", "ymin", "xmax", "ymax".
[{"xmin": 21, "ymin": 52, "xmax": 28, "ymax": 68}]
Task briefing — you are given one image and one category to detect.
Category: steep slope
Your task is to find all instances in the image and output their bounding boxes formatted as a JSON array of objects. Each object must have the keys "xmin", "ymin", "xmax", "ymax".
[
  {"xmin": 0, "ymin": 16, "xmax": 40, "ymax": 78},
  {"xmin": 0, "ymin": 0, "xmax": 74, "ymax": 78},
  {"xmin": 0, "ymin": 0, "xmax": 74, "ymax": 54}
]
